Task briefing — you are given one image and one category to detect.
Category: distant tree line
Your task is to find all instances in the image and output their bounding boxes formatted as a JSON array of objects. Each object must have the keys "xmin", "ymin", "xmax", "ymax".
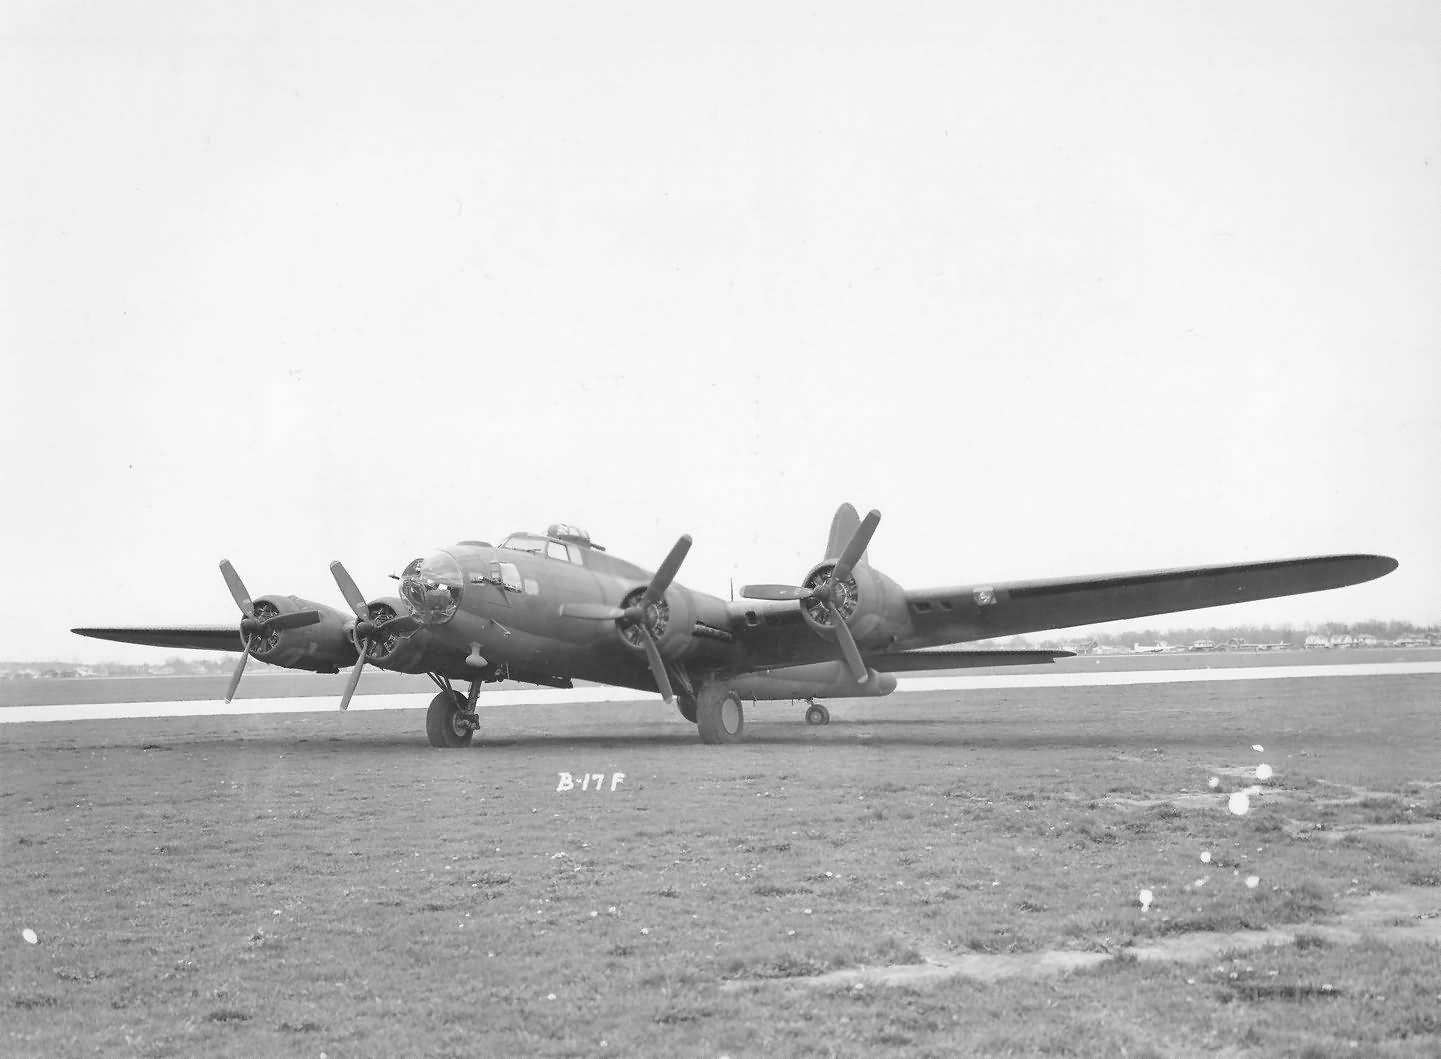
[
  {"xmin": 2, "ymin": 656, "xmax": 258, "ymax": 679},
  {"xmin": 1024, "ymin": 620, "xmax": 1439, "ymax": 650}
]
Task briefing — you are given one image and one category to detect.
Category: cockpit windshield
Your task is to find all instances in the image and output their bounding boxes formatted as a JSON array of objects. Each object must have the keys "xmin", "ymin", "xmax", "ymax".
[
  {"xmin": 499, "ymin": 534, "xmax": 548, "ymax": 555},
  {"xmin": 399, "ymin": 551, "xmax": 463, "ymax": 625}
]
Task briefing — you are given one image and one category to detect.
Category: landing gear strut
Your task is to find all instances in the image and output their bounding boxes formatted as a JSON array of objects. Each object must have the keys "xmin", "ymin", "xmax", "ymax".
[
  {"xmin": 804, "ymin": 699, "xmax": 830, "ymax": 726},
  {"xmin": 675, "ymin": 693, "xmax": 698, "ymax": 724},
  {"xmin": 425, "ymin": 675, "xmax": 476, "ymax": 748}
]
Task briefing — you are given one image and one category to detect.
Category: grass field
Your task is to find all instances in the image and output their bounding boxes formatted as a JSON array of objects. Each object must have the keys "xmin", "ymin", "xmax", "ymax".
[{"xmin": 3, "ymin": 671, "xmax": 1440, "ymax": 1057}]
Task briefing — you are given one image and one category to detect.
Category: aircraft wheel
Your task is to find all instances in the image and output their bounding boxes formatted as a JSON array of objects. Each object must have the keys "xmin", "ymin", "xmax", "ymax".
[
  {"xmin": 426, "ymin": 690, "xmax": 474, "ymax": 748},
  {"xmin": 675, "ymin": 693, "xmax": 698, "ymax": 724},
  {"xmin": 804, "ymin": 703, "xmax": 830, "ymax": 726},
  {"xmin": 697, "ymin": 688, "xmax": 745, "ymax": 744}
]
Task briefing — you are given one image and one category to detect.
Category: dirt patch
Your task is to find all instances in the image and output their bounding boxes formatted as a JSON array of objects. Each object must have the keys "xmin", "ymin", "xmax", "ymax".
[
  {"xmin": 730, "ymin": 886, "xmax": 1441, "ymax": 991},
  {"xmin": 1285, "ymin": 819, "xmax": 1441, "ymax": 854},
  {"xmin": 788, "ymin": 948, "xmax": 1113, "ymax": 988}
]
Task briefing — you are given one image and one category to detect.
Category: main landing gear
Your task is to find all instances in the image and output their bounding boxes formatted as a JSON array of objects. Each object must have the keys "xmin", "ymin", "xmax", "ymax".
[
  {"xmin": 426, "ymin": 676, "xmax": 478, "ymax": 748},
  {"xmin": 685, "ymin": 690, "xmax": 830, "ymax": 741},
  {"xmin": 696, "ymin": 686, "xmax": 745, "ymax": 744}
]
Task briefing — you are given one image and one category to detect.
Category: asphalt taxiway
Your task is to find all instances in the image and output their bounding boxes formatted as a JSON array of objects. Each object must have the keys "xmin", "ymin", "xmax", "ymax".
[{"xmin": 5, "ymin": 660, "xmax": 1439, "ymax": 724}]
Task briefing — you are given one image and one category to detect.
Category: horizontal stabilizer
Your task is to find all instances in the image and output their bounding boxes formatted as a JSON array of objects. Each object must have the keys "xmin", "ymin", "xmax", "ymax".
[
  {"xmin": 72, "ymin": 626, "xmax": 243, "ymax": 653},
  {"xmin": 870, "ymin": 649, "xmax": 1074, "ymax": 673}
]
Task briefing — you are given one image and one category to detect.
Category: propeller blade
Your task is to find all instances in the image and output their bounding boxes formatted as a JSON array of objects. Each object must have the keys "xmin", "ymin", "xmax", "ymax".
[
  {"xmin": 329, "ymin": 561, "xmax": 370, "ymax": 621},
  {"xmin": 828, "ymin": 602, "xmax": 869, "ymax": 684},
  {"xmin": 834, "ymin": 509, "xmax": 881, "ymax": 581},
  {"xmin": 642, "ymin": 535, "xmax": 692, "ymax": 606},
  {"xmin": 224, "ymin": 635, "xmax": 252, "ymax": 703},
  {"xmin": 219, "ymin": 559, "xmax": 255, "ymax": 617},
  {"xmin": 560, "ymin": 603, "xmax": 627, "ymax": 621},
  {"xmin": 740, "ymin": 584, "xmax": 813, "ymax": 602},
  {"xmin": 372, "ymin": 613, "xmax": 421, "ymax": 637},
  {"xmin": 263, "ymin": 609, "xmax": 322, "ymax": 632},
  {"xmin": 338, "ymin": 655, "xmax": 366, "ymax": 712},
  {"xmin": 639, "ymin": 626, "xmax": 674, "ymax": 704}
]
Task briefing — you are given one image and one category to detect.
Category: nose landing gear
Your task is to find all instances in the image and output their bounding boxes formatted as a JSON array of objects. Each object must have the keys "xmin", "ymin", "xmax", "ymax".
[
  {"xmin": 425, "ymin": 675, "xmax": 480, "ymax": 748},
  {"xmin": 803, "ymin": 699, "xmax": 830, "ymax": 726}
]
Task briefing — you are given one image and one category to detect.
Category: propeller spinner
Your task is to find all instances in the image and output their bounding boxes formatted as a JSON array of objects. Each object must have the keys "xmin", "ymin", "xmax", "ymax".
[
  {"xmin": 560, "ymin": 535, "xmax": 692, "ymax": 703},
  {"xmin": 330, "ymin": 560, "xmax": 422, "ymax": 711},
  {"xmin": 219, "ymin": 559, "xmax": 322, "ymax": 704},
  {"xmin": 741, "ymin": 509, "xmax": 881, "ymax": 684}
]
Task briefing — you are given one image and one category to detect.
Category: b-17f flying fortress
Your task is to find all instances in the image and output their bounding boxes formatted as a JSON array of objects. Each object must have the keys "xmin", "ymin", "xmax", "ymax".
[{"xmin": 74, "ymin": 503, "xmax": 1397, "ymax": 746}]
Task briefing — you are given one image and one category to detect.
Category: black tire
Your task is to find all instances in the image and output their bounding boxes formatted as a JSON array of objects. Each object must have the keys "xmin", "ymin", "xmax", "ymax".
[
  {"xmin": 675, "ymin": 693, "xmax": 698, "ymax": 724},
  {"xmin": 804, "ymin": 703, "xmax": 830, "ymax": 726},
  {"xmin": 697, "ymin": 688, "xmax": 745, "ymax": 744},
  {"xmin": 426, "ymin": 690, "xmax": 474, "ymax": 748}
]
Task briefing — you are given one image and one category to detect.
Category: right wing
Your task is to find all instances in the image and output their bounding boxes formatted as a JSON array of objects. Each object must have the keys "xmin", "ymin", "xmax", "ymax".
[
  {"xmin": 901, "ymin": 554, "xmax": 1398, "ymax": 646},
  {"xmin": 72, "ymin": 626, "xmax": 243, "ymax": 652}
]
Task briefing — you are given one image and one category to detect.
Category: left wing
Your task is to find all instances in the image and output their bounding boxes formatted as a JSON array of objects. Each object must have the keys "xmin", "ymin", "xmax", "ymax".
[
  {"xmin": 73, "ymin": 626, "xmax": 243, "ymax": 652},
  {"xmin": 898, "ymin": 554, "xmax": 1397, "ymax": 647}
]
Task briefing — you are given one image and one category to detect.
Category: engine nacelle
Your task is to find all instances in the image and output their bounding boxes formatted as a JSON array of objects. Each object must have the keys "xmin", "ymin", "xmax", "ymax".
[
  {"xmin": 613, "ymin": 587, "xmax": 735, "ymax": 666},
  {"xmin": 729, "ymin": 661, "xmax": 898, "ymax": 701},
  {"xmin": 356, "ymin": 595, "xmax": 436, "ymax": 674},
  {"xmin": 616, "ymin": 585, "xmax": 697, "ymax": 660},
  {"xmin": 248, "ymin": 595, "xmax": 358, "ymax": 673},
  {"xmin": 799, "ymin": 562, "xmax": 912, "ymax": 652}
]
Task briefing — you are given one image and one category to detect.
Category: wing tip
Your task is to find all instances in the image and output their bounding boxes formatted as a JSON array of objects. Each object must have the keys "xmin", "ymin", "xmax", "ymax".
[{"xmin": 1335, "ymin": 553, "xmax": 1399, "ymax": 585}]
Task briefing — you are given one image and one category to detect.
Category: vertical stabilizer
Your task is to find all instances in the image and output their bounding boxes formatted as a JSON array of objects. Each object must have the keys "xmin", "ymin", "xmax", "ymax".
[{"xmin": 826, "ymin": 503, "xmax": 861, "ymax": 561}]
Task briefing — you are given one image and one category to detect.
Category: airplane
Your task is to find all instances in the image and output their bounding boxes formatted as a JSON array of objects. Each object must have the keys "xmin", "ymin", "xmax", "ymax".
[
  {"xmin": 1226, "ymin": 637, "xmax": 1293, "ymax": 651},
  {"xmin": 73, "ymin": 504, "xmax": 1398, "ymax": 746}
]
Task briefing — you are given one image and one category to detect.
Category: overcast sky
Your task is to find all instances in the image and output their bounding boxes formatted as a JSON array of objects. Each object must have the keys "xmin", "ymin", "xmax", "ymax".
[{"xmin": 3, "ymin": 2, "xmax": 1437, "ymax": 663}]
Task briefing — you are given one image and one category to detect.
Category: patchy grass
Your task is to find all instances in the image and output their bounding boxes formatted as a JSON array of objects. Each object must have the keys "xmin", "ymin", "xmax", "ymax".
[{"xmin": 3, "ymin": 674, "xmax": 1440, "ymax": 1057}]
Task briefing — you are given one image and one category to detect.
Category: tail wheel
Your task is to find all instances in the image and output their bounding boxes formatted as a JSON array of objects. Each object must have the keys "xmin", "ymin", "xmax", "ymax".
[
  {"xmin": 697, "ymin": 688, "xmax": 745, "ymax": 744},
  {"xmin": 426, "ymin": 690, "xmax": 473, "ymax": 748},
  {"xmin": 804, "ymin": 703, "xmax": 830, "ymax": 726}
]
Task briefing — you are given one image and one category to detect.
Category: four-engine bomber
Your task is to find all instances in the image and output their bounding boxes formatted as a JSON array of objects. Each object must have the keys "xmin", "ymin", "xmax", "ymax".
[{"xmin": 74, "ymin": 503, "xmax": 1398, "ymax": 746}]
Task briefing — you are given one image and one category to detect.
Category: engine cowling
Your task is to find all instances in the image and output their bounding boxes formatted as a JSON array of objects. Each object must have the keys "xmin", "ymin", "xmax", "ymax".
[
  {"xmin": 353, "ymin": 595, "xmax": 435, "ymax": 673},
  {"xmin": 616, "ymin": 585, "xmax": 697, "ymax": 660},
  {"xmin": 797, "ymin": 561, "xmax": 912, "ymax": 652},
  {"xmin": 247, "ymin": 595, "xmax": 357, "ymax": 673}
]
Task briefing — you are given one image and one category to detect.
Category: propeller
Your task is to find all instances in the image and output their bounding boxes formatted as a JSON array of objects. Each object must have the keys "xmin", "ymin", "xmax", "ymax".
[
  {"xmin": 219, "ymin": 559, "xmax": 322, "ymax": 704},
  {"xmin": 741, "ymin": 508, "xmax": 881, "ymax": 684},
  {"xmin": 560, "ymin": 535, "xmax": 691, "ymax": 703},
  {"xmin": 329, "ymin": 560, "xmax": 422, "ymax": 711}
]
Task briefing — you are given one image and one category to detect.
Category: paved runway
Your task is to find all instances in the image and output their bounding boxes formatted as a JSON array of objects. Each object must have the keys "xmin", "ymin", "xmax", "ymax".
[{"xmin": 4, "ymin": 661, "xmax": 1438, "ymax": 724}]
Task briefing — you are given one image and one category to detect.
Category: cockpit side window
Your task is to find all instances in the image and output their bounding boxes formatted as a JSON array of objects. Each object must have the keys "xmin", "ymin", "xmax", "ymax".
[{"xmin": 545, "ymin": 541, "xmax": 571, "ymax": 563}]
